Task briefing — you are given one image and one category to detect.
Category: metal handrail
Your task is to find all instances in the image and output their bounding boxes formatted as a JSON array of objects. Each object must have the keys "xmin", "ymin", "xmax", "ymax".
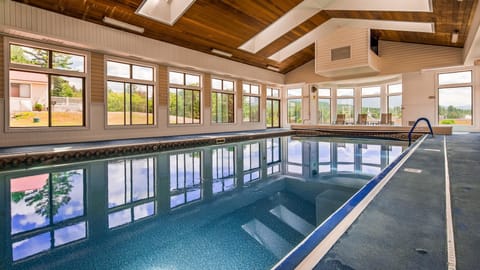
[{"xmin": 408, "ymin": 117, "xmax": 434, "ymax": 146}]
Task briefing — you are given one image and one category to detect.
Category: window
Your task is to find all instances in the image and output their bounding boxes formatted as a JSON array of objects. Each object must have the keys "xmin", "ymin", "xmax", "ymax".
[
  {"xmin": 317, "ymin": 88, "xmax": 331, "ymax": 124},
  {"xmin": 287, "ymin": 87, "xmax": 302, "ymax": 124},
  {"xmin": 106, "ymin": 60, "xmax": 155, "ymax": 126},
  {"xmin": 361, "ymin": 86, "xmax": 381, "ymax": 123},
  {"xmin": 170, "ymin": 151, "xmax": 202, "ymax": 208},
  {"xmin": 266, "ymin": 87, "xmax": 281, "ymax": 128},
  {"xmin": 211, "ymin": 78, "xmax": 235, "ymax": 123},
  {"xmin": 266, "ymin": 87, "xmax": 280, "ymax": 98},
  {"xmin": 107, "ymin": 157, "xmax": 156, "ymax": 228},
  {"xmin": 438, "ymin": 71, "xmax": 472, "ymax": 125},
  {"xmin": 212, "ymin": 146, "xmax": 236, "ymax": 194},
  {"xmin": 169, "ymin": 71, "xmax": 201, "ymax": 124},
  {"xmin": 388, "ymin": 83, "xmax": 402, "ymax": 125},
  {"xmin": 243, "ymin": 83, "xmax": 260, "ymax": 122},
  {"xmin": 8, "ymin": 43, "xmax": 86, "ymax": 128},
  {"xmin": 336, "ymin": 88, "xmax": 354, "ymax": 123},
  {"xmin": 10, "ymin": 169, "xmax": 86, "ymax": 261},
  {"xmin": 243, "ymin": 142, "xmax": 260, "ymax": 183}
]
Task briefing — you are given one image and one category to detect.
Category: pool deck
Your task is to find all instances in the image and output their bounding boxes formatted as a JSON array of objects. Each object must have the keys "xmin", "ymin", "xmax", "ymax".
[
  {"xmin": 314, "ymin": 133, "xmax": 480, "ymax": 270},
  {"xmin": 0, "ymin": 128, "xmax": 292, "ymax": 156}
]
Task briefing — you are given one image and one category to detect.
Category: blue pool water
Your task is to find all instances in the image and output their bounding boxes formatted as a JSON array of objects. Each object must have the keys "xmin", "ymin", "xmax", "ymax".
[{"xmin": 0, "ymin": 136, "xmax": 407, "ymax": 269}]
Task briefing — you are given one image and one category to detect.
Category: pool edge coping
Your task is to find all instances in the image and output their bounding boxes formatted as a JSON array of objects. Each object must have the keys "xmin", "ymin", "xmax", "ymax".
[{"xmin": 272, "ymin": 134, "xmax": 429, "ymax": 270}]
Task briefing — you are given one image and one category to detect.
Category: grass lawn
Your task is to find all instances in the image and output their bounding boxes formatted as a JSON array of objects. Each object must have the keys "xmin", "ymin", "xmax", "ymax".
[
  {"xmin": 108, "ymin": 112, "xmax": 154, "ymax": 125},
  {"xmin": 10, "ymin": 111, "xmax": 83, "ymax": 127}
]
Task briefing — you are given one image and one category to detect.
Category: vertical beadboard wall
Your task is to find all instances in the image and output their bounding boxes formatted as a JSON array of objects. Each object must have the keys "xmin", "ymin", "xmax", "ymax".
[
  {"xmin": 378, "ymin": 41, "xmax": 463, "ymax": 72},
  {"xmin": 287, "ymin": 40, "xmax": 464, "ymax": 84},
  {"xmin": 315, "ymin": 28, "xmax": 369, "ymax": 72},
  {"xmin": 0, "ymin": 0, "xmax": 283, "ymax": 85}
]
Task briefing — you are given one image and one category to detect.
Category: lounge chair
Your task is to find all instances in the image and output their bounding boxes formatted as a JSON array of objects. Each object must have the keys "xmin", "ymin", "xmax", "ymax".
[
  {"xmin": 356, "ymin": 113, "xmax": 367, "ymax": 125},
  {"xmin": 380, "ymin": 113, "xmax": 393, "ymax": 125},
  {"xmin": 333, "ymin": 114, "xmax": 345, "ymax": 125}
]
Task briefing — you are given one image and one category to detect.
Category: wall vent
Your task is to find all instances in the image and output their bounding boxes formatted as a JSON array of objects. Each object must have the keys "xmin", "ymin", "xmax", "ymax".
[{"xmin": 331, "ymin": 46, "xmax": 351, "ymax": 61}]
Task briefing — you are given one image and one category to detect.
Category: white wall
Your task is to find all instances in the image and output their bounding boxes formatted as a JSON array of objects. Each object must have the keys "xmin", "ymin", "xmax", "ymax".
[{"xmin": 0, "ymin": 1, "xmax": 281, "ymax": 147}]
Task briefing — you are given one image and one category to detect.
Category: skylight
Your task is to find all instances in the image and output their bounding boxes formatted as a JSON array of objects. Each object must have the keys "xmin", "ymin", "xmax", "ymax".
[{"xmin": 136, "ymin": 0, "xmax": 196, "ymax": 26}]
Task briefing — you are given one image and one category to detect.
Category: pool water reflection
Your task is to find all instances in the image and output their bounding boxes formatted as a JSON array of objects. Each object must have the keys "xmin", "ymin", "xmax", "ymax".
[{"xmin": 0, "ymin": 136, "xmax": 406, "ymax": 270}]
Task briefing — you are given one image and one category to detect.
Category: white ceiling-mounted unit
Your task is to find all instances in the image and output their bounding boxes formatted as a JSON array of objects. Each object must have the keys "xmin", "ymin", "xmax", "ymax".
[{"xmin": 315, "ymin": 27, "xmax": 381, "ymax": 78}]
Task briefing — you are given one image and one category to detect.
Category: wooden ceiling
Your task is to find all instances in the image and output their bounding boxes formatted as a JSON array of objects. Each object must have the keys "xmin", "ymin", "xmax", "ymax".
[{"xmin": 12, "ymin": 0, "xmax": 478, "ymax": 74}]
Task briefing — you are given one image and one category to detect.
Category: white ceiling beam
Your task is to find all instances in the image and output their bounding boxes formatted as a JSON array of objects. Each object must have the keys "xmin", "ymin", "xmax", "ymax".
[
  {"xmin": 268, "ymin": 18, "xmax": 435, "ymax": 62},
  {"xmin": 238, "ymin": 0, "xmax": 335, "ymax": 53},
  {"xmin": 239, "ymin": 0, "xmax": 432, "ymax": 54}
]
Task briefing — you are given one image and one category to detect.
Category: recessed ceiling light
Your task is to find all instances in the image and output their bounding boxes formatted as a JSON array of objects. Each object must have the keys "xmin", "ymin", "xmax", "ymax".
[
  {"xmin": 451, "ymin": 30, "xmax": 459, "ymax": 43},
  {"xmin": 103, "ymin": 17, "xmax": 145, "ymax": 33},
  {"xmin": 211, "ymin": 49, "xmax": 233, "ymax": 57}
]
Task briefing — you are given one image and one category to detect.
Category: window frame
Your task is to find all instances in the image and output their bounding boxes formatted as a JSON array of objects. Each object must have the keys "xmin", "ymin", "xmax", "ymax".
[
  {"xmin": 105, "ymin": 57, "xmax": 157, "ymax": 128},
  {"xmin": 361, "ymin": 86, "xmax": 381, "ymax": 123},
  {"xmin": 5, "ymin": 38, "xmax": 89, "ymax": 132},
  {"xmin": 168, "ymin": 69, "xmax": 202, "ymax": 125},
  {"xmin": 335, "ymin": 88, "xmax": 355, "ymax": 124},
  {"xmin": 287, "ymin": 86, "xmax": 303, "ymax": 124},
  {"xmin": 387, "ymin": 83, "xmax": 402, "ymax": 125},
  {"xmin": 317, "ymin": 88, "xmax": 331, "ymax": 124},
  {"xmin": 436, "ymin": 69, "xmax": 473, "ymax": 126},
  {"xmin": 242, "ymin": 82, "xmax": 261, "ymax": 123},
  {"xmin": 266, "ymin": 86, "xmax": 281, "ymax": 128},
  {"xmin": 211, "ymin": 77, "xmax": 235, "ymax": 124}
]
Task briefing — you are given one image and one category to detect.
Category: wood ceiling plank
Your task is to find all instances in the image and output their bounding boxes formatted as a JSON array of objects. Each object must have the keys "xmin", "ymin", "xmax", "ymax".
[{"xmin": 10, "ymin": 0, "xmax": 479, "ymax": 74}]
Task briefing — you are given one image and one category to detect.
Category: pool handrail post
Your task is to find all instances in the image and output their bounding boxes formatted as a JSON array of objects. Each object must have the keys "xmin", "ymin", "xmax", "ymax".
[{"xmin": 408, "ymin": 117, "xmax": 434, "ymax": 146}]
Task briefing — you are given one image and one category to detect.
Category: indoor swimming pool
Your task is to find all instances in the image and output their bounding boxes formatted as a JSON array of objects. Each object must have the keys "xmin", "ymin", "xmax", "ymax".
[{"xmin": 0, "ymin": 136, "xmax": 408, "ymax": 269}]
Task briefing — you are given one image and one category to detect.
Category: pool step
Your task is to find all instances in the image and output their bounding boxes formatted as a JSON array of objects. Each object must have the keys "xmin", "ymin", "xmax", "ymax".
[
  {"xmin": 270, "ymin": 205, "xmax": 315, "ymax": 237},
  {"xmin": 241, "ymin": 219, "xmax": 294, "ymax": 259}
]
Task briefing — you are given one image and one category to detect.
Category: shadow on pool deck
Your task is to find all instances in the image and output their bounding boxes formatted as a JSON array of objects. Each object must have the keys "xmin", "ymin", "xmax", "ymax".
[{"xmin": 314, "ymin": 133, "xmax": 480, "ymax": 270}]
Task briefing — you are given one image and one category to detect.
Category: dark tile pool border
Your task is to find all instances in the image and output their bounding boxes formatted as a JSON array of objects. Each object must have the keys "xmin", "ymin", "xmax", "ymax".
[{"xmin": 272, "ymin": 134, "xmax": 426, "ymax": 269}]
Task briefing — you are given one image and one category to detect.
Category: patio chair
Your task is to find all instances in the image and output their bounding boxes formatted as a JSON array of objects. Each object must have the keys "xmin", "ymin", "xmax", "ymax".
[
  {"xmin": 333, "ymin": 114, "xmax": 345, "ymax": 125},
  {"xmin": 380, "ymin": 113, "xmax": 393, "ymax": 125},
  {"xmin": 356, "ymin": 113, "xmax": 367, "ymax": 125}
]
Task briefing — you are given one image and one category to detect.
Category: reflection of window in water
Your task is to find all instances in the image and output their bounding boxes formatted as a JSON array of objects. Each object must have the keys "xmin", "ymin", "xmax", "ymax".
[
  {"xmin": 9, "ymin": 169, "xmax": 86, "ymax": 261},
  {"xmin": 361, "ymin": 144, "xmax": 382, "ymax": 175},
  {"xmin": 336, "ymin": 143, "xmax": 354, "ymax": 172},
  {"xmin": 267, "ymin": 164, "xmax": 281, "ymax": 175},
  {"xmin": 243, "ymin": 142, "xmax": 261, "ymax": 183},
  {"xmin": 318, "ymin": 142, "xmax": 331, "ymax": 173},
  {"xmin": 212, "ymin": 146, "xmax": 236, "ymax": 194},
  {"xmin": 108, "ymin": 157, "xmax": 156, "ymax": 228},
  {"xmin": 287, "ymin": 138, "xmax": 302, "ymax": 174},
  {"xmin": 266, "ymin": 138, "xmax": 281, "ymax": 176},
  {"xmin": 170, "ymin": 151, "xmax": 202, "ymax": 208},
  {"xmin": 388, "ymin": 146, "xmax": 403, "ymax": 164}
]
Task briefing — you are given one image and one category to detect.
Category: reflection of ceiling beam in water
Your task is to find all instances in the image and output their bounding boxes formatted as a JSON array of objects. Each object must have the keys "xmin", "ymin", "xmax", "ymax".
[
  {"xmin": 241, "ymin": 219, "xmax": 293, "ymax": 259},
  {"xmin": 270, "ymin": 205, "xmax": 315, "ymax": 237}
]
